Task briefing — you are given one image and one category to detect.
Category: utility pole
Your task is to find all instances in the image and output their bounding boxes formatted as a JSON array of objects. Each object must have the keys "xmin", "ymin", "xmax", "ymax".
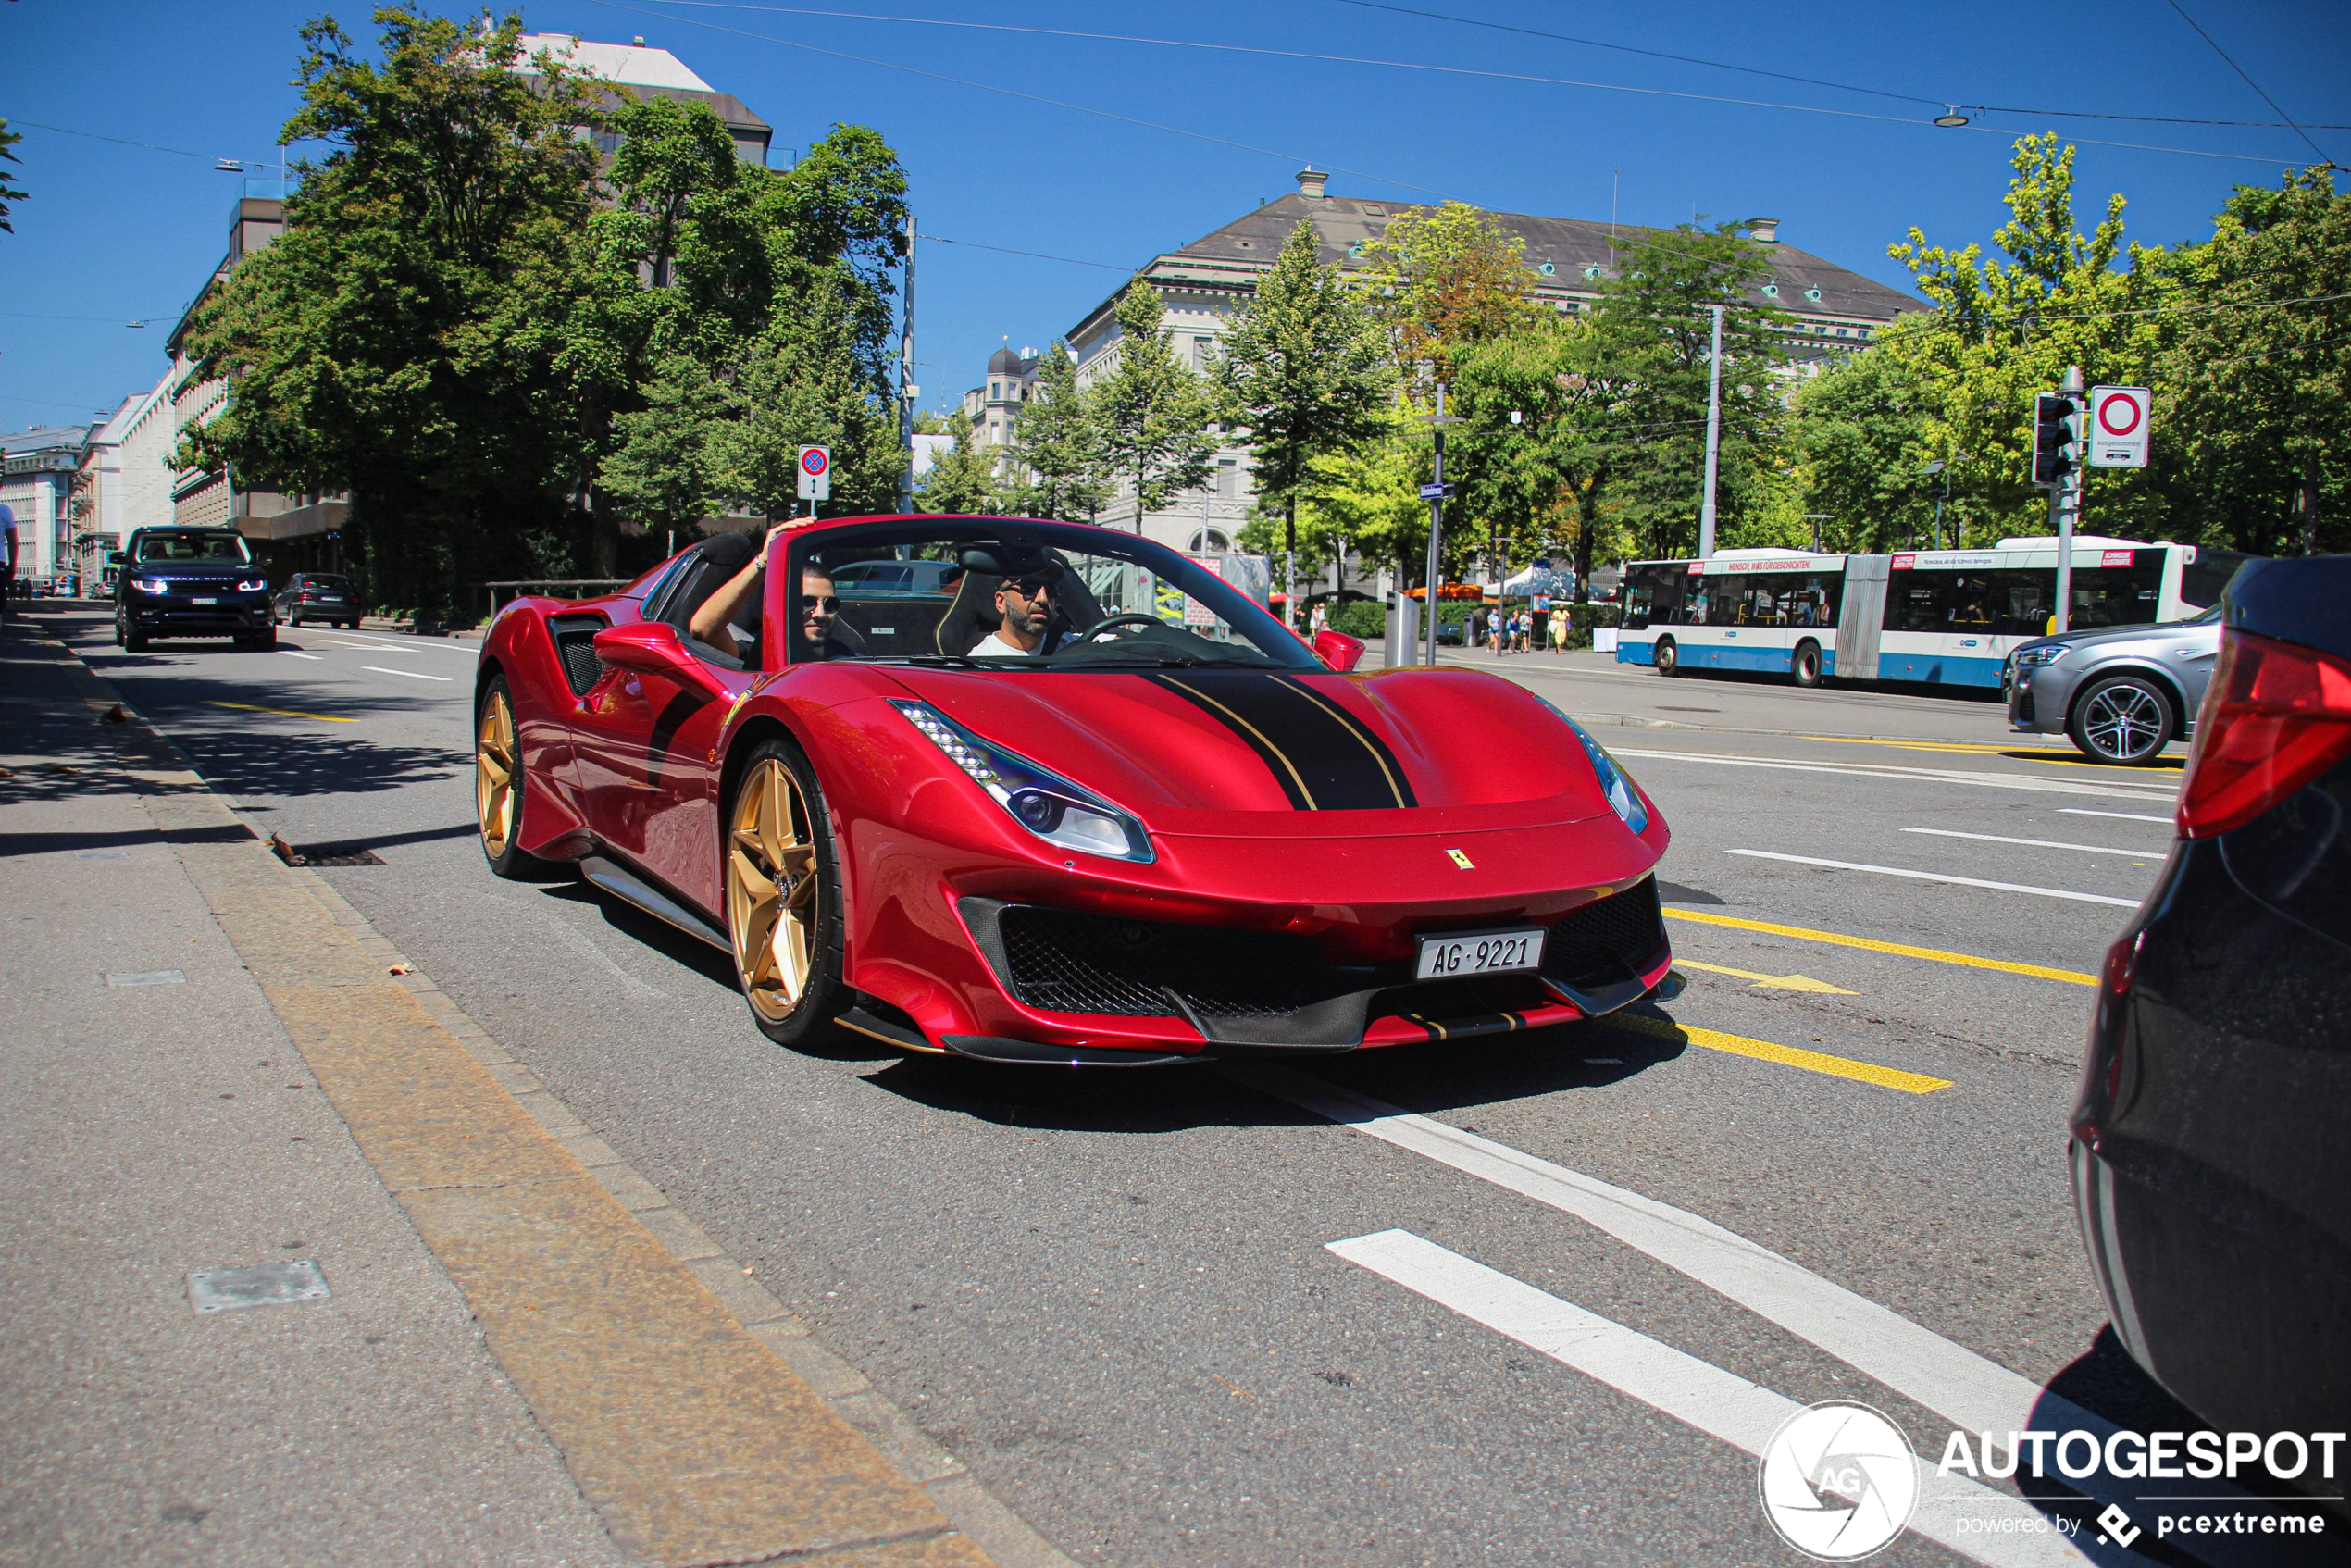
[
  {"xmin": 1698, "ymin": 304, "xmax": 1724, "ymax": 559},
  {"xmin": 1421, "ymin": 381, "xmax": 1459, "ymax": 666},
  {"xmin": 2051, "ymin": 365, "xmax": 2084, "ymax": 631},
  {"xmin": 896, "ymin": 212, "xmax": 917, "ymax": 515}
]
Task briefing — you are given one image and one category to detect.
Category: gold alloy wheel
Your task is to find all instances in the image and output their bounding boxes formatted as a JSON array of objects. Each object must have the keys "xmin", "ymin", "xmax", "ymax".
[
  {"xmin": 728, "ymin": 757, "xmax": 819, "ymax": 1021},
  {"xmin": 476, "ymin": 691, "xmax": 519, "ymax": 857}
]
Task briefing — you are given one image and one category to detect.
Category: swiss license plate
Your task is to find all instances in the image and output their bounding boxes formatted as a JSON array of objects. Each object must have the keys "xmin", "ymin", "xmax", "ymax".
[
  {"xmin": 1415, "ymin": 927, "xmax": 1544, "ymax": 980},
  {"xmin": 319, "ymin": 594, "xmax": 345, "ymax": 603},
  {"xmin": 190, "ymin": 596, "xmax": 218, "ymax": 605}
]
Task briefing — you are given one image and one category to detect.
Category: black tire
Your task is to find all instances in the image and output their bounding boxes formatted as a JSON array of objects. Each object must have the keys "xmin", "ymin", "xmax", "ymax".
[
  {"xmin": 724, "ymin": 735, "xmax": 851, "ymax": 1048},
  {"xmin": 1792, "ymin": 638, "xmax": 1824, "ymax": 688},
  {"xmin": 475, "ymin": 675, "xmax": 559, "ymax": 878},
  {"xmin": 118, "ymin": 607, "xmax": 148, "ymax": 653},
  {"xmin": 2069, "ymin": 674, "xmax": 2176, "ymax": 765},
  {"xmin": 1653, "ymin": 636, "xmax": 1679, "ymax": 677}
]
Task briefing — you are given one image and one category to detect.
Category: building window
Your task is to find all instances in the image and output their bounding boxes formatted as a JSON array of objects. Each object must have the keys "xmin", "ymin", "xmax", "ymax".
[
  {"xmin": 1214, "ymin": 459, "xmax": 1238, "ymax": 498},
  {"xmin": 1193, "ymin": 336, "xmax": 1215, "ymax": 369},
  {"xmin": 1188, "ymin": 528, "xmax": 1232, "ymax": 553}
]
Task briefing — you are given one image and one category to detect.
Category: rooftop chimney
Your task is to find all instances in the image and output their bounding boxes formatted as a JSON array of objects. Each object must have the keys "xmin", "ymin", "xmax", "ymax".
[
  {"xmin": 1295, "ymin": 168, "xmax": 1329, "ymax": 199},
  {"xmin": 1747, "ymin": 217, "xmax": 1780, "ymax": 244}
]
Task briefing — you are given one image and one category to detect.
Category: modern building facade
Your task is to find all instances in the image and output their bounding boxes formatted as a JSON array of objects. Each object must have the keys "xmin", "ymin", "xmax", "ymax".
[
  {"xmin": 3, "ymin": 425, "xmax": 94, "ymax": 589},
  {"xmin": 1048, "ymin": 168, "xmax": 1922, "ymax": 554},
  {"xmin": 70, "ymin": 369, "xmax": 178, "ymax": 588}
]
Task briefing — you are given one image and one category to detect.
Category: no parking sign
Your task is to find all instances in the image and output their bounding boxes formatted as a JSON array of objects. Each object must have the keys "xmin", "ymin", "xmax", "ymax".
[
  {"xmin": 2085, "ymin": 387, "xmax": 2150, "ymax": 469},
  {"xmin": 796, "ymin": 444, "xmax": 832, "ymax": 501}
]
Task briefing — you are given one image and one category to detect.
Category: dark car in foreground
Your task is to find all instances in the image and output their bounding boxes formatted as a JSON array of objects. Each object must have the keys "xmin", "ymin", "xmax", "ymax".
[
  {"xmin": 111, "ymin": 527, "xmax": 275, "ymax": 651},
  {"xmin": 273, "ymin": 571, "xmax": 360, "ymax": 629},
  {"xmin": 2071, "ymin": 554, "xmax": 2351, "ymax": 1438}
]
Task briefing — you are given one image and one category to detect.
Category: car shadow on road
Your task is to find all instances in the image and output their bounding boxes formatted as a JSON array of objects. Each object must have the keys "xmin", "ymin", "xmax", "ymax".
[{"xmin": 859, "ymin": 1011, "xmax": 1687, "ymax": 1134}]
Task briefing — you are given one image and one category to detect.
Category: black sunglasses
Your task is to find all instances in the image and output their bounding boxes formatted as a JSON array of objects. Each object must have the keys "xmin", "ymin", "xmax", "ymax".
[
  {"xmin": 799, "ymin": 594, "xmax": 841, "ymax": 612},
  {"xmin": 1004, "ymin": 577, "xmax": 1056, "ymax": 597}
]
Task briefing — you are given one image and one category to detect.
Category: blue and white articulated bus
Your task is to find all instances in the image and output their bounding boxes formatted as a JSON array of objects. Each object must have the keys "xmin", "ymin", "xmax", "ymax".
[{"xmin": 1614, "ymin": 537, "xmax": 2250, "ymax": 690}]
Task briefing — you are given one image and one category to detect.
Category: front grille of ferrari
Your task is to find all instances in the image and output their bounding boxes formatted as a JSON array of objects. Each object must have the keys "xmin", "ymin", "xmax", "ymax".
[
  {"xmin": 997, "ymin": 906, "xmax": 1332, "ymax": 1017},
  {"xmin": 1543, "ymin": 877, "xmax": 1667, "ymax": 989},
  {"xmin": 989, "ymin": 876, "xmax": 1667, "ymax": 1028}
]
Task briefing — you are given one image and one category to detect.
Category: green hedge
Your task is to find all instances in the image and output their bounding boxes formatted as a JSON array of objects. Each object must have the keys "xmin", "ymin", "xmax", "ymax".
[{"xmin": 1321, "ymin": 598, "xmax": 1620, "ymax": 643}]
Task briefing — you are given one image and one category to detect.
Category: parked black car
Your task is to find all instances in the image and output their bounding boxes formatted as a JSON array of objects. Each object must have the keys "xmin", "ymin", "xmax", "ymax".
[
  {"xmin": 274, "ymin": 570, "xmax": 360, "ymax": 629},
  {"xmin": 110, "ymin": 527, "xmax": 276, "ymax": 651},
  {"xmin": 2071, "ymin": 554, "xmax": 2351, "ymax": 1439}
]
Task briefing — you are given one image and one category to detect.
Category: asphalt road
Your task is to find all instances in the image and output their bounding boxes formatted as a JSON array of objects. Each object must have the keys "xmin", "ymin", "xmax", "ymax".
[{"xmin": 51, "ymin": 612, "xmax": 2237, "ymax": 1567}]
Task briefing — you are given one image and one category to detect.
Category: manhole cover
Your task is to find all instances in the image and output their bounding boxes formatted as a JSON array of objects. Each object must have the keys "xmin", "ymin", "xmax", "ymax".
[{"xmin": 188, "ymin": 1260, "xmax": 331, "ymax": 1313}]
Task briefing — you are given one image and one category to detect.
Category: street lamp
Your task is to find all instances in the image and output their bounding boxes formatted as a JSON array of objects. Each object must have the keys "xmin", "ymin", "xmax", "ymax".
[{"xmin": 1801, "ymin": 514, "xmax": 1833, "ymax": 554}]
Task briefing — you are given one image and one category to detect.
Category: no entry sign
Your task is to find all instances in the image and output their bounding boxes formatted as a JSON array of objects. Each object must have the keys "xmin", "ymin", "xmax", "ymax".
[
  {"xmin": 2085, "ymin": 386, "xmax": 2151, "ymax": 469},
  {"xmin": 796, "ymin": 444, "xmax": 832, "ymax": 501}
]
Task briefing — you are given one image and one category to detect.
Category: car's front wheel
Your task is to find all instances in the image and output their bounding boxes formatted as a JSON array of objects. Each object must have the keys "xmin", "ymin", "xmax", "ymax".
[
  {"xmin": 117, "ymin": 606, "xmax": 147, "ymax": 652},
  {"xmin": 476, "ymin": 677, "xmax": 557, "ymax": 877},
  {"xmin": 725, "ymin": 737, "xmax": 849, "ymax": 1046},
  {"xmin": 2069, "ymin": 674, "xmax": 2176, "ymax": 765}
]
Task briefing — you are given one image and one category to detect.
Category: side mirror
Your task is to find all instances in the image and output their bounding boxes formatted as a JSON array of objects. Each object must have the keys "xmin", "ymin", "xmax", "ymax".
[
  {"xmin": 107, "ymin": 551, "xmax": 127, "ymax": 566},
  {"xmin": 591, "ymin": 620, "xmax": 720, "ymax": 689},
  {"xmin": 1313, "ymin": 627, "xmax": 1366, "ymax": 673}
]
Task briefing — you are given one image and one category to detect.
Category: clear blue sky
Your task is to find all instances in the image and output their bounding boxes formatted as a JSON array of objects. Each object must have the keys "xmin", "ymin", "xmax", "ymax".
[{"xmin": 4, "ymin": 0, "xmax": 2345, "ymax": 435}]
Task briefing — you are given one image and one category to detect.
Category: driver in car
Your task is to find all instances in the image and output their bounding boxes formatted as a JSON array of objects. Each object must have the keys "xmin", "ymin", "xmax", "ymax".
[{"xmin": 968, "ymin": 564, "xmax": 1063, "ymax": 657}]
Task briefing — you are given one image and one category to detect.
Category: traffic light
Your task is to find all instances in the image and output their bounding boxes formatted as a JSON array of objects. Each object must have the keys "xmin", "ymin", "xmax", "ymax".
[{"xmin": 2031, "ymin": 393, "xmax": 2078, "ymax": 488}]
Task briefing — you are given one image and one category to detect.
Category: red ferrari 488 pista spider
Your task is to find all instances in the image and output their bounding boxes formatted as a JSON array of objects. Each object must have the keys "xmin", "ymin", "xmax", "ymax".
[{"xmin": 474, "ymin": 515, "xmax": 1676, "ymax": 1064}]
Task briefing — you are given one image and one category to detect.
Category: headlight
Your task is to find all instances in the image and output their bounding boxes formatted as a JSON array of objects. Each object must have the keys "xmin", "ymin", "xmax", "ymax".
[
  {"xmin": 2012, "ymin": 644, "xmax": 2068, "ymax": 667},
  {"xmin": 1540, "ymin": 700, "xmax": 1649, "ymax": 834},
  {"xmin": 890, "ymin": 700, "xmax": 1154, "ymax": 863},
  {"xmin": 236, "ymin": 577, "xmax": 268, "ymax": 593},
  {"xmin": 131, "ymin": 577, "xmax": 171, "ymax": 595}
]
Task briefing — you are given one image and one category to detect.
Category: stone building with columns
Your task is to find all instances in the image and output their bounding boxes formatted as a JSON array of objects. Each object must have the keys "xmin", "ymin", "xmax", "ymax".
[{"xmin": 1050, "ymin": 168, "xmax": 1920, "ymax": 557}]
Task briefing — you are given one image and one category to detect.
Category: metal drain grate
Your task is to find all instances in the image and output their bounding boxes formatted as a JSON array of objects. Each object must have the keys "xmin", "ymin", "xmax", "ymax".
[{"xmin": 269, "ymin": 833, "xmax": 385, "ymax": 867}]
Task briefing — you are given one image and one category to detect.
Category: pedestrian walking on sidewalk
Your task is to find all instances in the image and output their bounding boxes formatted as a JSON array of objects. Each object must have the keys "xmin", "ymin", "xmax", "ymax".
[{"xmin": 1, "ymin": 504, "xmax": 17, "ymax": 622}]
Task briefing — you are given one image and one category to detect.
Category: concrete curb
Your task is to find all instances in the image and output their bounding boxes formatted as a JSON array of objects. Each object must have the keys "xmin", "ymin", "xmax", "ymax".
[{"xmin": 32, "ymin": 619, "xmax": 1075, "ymax": 1568}]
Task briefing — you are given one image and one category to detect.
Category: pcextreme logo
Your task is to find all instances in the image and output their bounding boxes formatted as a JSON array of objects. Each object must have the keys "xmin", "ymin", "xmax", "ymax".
[{"xmin": 1758, "ymin": 1401, "xmax": 1919, "ymax": 1560}]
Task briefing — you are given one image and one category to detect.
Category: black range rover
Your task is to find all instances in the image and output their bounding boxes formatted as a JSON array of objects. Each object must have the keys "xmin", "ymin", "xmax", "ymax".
[{"xmin": 112, "ymin": 528, "xmax": 276, "ymax": 651}]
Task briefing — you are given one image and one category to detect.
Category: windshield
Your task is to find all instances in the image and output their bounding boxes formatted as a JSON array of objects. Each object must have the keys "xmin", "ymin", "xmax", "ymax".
[
  {"xmin": 136, "ymin": 531, "xmax": 253, "ymax": 565},
  {"xmin": 783, "ymin": 518, "xmax": 1312, "ymax": 670}
]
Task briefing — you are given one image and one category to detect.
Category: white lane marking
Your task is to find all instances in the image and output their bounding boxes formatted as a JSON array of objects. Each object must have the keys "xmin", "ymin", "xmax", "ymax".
[
  {"xmin": 324, "ymin": 632, "xmax": 475, "ymax": 654},
  {"xmin": 1233, "ymin": 1064, "xmax": 2271, "ymax": 1549},
  {"xmin": 1329, "ymin": 1231, "xmax": 2090, "ymax": 1568},
  {"xmin": 362, "ymin": 666, "xmax": 454, "ymax": 683},
  {"xmin": 1613, "ymin": 746, "xmax": 2175, "ymax": 804},
  {"xmin": 2060, "ymin": 808, "xmax": 2173, "ymax": 826},
  {"xmin": 278, "ymin": 650, "xmax": 324, "ymax": 661},
  {"xmin": 1902, "ymin": 828, "xmax": 2166, "ymax": 858},
  {"xmin": 1725, "ymin": 850, "xmax": 2142, "ymax": 908}
]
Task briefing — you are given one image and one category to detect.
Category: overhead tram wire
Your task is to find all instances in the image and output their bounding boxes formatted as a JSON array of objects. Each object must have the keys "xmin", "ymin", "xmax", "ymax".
[
  {"xmin": 914, "ymin": 234, "xmax": 1128, "ymax": 271},
  {"xmin": 1335, "ymin": 0, "xmax": 2351, "ymax": 131},
  {"xmin": 2163, "ymin": 0, "xmax": 2336, "ymax": 164},
  {"xmin": 581, "ymin": 0, "xmax": 1456, "ymax": 201},
  {"xmin": 623, "ymin": 0, "xmax": 2333, "ymax": 164}
]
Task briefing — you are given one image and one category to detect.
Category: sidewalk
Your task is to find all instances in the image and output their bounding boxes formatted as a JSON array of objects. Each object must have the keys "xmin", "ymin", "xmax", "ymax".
[{"xmin": 0, "ymin": 618, "xmax": 1035, "ymax": 1568}]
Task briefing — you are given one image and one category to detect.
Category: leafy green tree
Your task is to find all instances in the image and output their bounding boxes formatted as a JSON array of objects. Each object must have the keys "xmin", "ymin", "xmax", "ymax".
[
  {"xmin": 1215, "ymin": 220, "xmax": 1394, "ymax": 618},
  {"xmin": 1092, "ymin": 283, "xmax": 1218, "ymax": 531},
  {"xmin": 1881, "ymin": 134, "xmax": 2176, "ymax": 541},
  {"xmin": 915, "ymin": 411, "xmax": 1005, "ymax": 514},
  {"xmin": 0, "ymin": 120, "xmax": 26, "ymax": 232},
  {"xmin": 2160, "ymin": 166, "xmax": 2349, "ymax": 555},
  {"xmin": 1002, "ymin": 341, "xmax": 1110, "ymax": 522},
  {"xmin": 1355, "ymin": 201, "xmax": 1543, "ymax": 390},
  {"xmin": 1590, "ymin": 220, "xmax": 1791, "ymax": 559},
  {"xmin": 176, "ymin": 7, "xmax": 603, "ymax": 616},
  {"xmin": 1293, "ymin": 405, "xmax": 1431, "ymax": 585},
  {"xmin": 597, "ymin": 352, "xmax": 728, "ymax": 548},
  {"xmin": 1789, "ymin": 344, "xmax": 1946, "ymax": 552},
  {"xmin": 1451, "ymin": 316, "xmax": 1643, "ymax": 593}
]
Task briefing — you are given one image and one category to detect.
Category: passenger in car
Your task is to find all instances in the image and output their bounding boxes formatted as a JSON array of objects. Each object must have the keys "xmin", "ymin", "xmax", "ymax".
[
  {"xmin": 693, "ymin": 520, "xmax": 840, "ymax": 664},
  {"xmin": 966, "ymin": 563, "xmax": 1064, "ymax": 657}
]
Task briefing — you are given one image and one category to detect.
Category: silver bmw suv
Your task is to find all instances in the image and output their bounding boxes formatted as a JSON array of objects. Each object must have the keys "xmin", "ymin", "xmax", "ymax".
[{"xmin": 2003, "ymin": 607, "xmax": 2220, "ymax": 765}]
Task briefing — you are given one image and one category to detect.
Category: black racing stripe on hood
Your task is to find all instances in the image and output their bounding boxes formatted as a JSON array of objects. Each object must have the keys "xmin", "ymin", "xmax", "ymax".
[{"xmin": 1146, "ymin": 671, "xmax": 1416, "ymax": 810}]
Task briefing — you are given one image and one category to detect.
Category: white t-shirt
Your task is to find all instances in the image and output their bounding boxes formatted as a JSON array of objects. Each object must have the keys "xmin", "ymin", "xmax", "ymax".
[{"xmin": 968, "ymin": 629, "xmax": 1037, "ymax": 658}]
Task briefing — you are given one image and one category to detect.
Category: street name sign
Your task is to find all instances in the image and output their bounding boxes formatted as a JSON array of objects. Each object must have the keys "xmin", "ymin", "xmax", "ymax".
[
  {"xmin": 796, "ymin": 445, "xmax": 832, "ymax": 501},
  {"xmin": 2085, "ymin": 386, "xmax": 2151, "ymax": 468},
  {"xmin": 1418, "ymin": 482, "xmax": 1456, "ymax": 500}
]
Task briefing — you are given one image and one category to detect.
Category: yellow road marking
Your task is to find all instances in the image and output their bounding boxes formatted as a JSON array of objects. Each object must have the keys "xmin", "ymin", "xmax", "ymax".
[
  {"xmin": 1674, "ymin": 959, "xmax": 1856, "ymax": 995},
  {"xmin": 1799, "ymin": 734, "xmax": 2183, "ymax": 772},
  {"xmin": 1606, "ymin": 1013, "xmax": 1953, "ymax": 1095},
  {"xmin": 1664, "ymin": 907, "xmax": 2096, "ymax": 987},
  {"xmin": 206, "ymin": 700, "xmax": 357, "ymax": 723}
]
